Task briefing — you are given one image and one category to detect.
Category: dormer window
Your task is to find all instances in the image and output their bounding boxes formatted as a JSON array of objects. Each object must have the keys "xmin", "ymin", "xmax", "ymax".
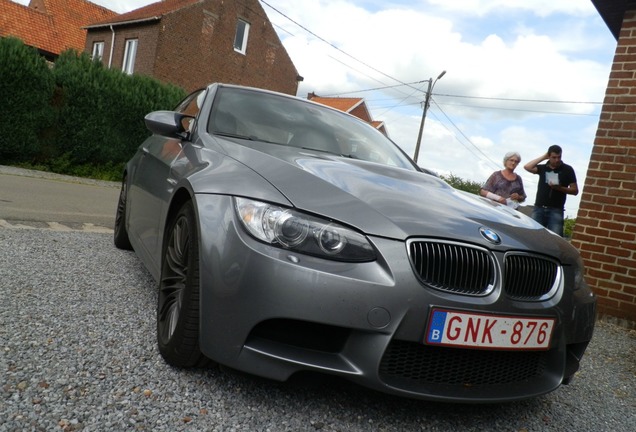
[{"xmin": 233, "ymin": 19, "xmax": 250, "ymax": 54}]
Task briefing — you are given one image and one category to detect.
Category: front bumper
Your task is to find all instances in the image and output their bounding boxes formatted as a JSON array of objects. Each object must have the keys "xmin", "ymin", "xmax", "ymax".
[{"xmin": 195, "ymin": 194, "xmax": 596, "ymax": 402}]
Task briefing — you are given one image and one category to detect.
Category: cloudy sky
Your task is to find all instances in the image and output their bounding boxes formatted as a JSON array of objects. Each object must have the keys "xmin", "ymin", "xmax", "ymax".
[{"xmin": 16, "ymin": 0, "xmax": 618, "ymax": 217}]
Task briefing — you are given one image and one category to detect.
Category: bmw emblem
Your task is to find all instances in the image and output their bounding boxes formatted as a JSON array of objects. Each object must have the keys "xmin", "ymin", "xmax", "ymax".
[{"xmin": 479, "ymin": 227, "xmax": 501, "ymax": 244}]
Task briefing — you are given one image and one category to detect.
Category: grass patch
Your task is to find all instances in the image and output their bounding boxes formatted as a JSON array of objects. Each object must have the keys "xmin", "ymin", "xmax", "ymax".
[{"xmin": 13, "ymin": 159, "xmax": 124, "ymax": 182}]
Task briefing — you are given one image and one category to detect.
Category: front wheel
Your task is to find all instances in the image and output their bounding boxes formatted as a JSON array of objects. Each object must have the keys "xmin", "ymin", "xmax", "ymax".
[{"xmin": 157, "ymin": 201, "xmax": 208, "ymax": 367}]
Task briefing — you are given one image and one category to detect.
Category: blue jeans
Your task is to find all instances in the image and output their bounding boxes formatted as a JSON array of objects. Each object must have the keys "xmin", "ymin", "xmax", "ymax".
[{"xmin": 531, "ymin": 206, "xmax": 564, "ymax": 237}]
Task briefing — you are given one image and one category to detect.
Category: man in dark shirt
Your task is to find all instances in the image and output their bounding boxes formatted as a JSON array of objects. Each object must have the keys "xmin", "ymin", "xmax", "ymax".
[{"xmin": 524, "ymin": 145, "xmax": 578, "ymax": 237}]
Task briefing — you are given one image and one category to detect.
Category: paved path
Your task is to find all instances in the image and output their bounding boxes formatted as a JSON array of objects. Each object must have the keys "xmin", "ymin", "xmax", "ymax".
[{"xmin": 0, "ymin": 165, "xmax": 119, "ymax": 232}]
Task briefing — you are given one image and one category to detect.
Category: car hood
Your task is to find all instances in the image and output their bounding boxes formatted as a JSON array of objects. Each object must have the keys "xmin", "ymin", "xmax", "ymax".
[{"xmin": 211, "ymin": 140, "xmax": 568, "ymax": 255}]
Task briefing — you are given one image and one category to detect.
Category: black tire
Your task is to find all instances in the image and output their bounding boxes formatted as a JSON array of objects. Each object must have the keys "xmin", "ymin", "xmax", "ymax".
[
  {"xmin": 157, "ymin": 201, "xmax": 208, "ymax": 367},
  {"xmin": 113, "ymin": 178, "xmax": 133, "ymax": 250}
]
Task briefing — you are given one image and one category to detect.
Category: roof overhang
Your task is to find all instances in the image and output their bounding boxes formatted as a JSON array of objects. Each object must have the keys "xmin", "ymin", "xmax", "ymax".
[
  {"xmin": 592, "ymin": 0, "xmax": 636, "ymax": 40},
  {"xmin": 83, "ymin": 16, "xmax": 160, "ymax": 30}
]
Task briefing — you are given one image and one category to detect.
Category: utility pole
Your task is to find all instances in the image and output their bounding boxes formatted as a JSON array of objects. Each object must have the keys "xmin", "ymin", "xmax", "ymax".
[{"xmin": 413, "ymin": 70, "xmax": 446, "ymax": 163}]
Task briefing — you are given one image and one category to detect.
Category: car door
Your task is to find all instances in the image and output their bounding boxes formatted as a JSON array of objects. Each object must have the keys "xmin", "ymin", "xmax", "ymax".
[{"xmin": 127, "ymin": 89, "xmax": 206, "ymax": 271}]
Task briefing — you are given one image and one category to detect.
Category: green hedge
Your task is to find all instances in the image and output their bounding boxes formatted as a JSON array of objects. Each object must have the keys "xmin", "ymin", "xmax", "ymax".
[
  {"xmin": 0, "ymin": 38, "xmax": 187, "ymax": 173},
  {"xmin": 0, "ymin": 37, "xmax": 55, "ymax": 163}
]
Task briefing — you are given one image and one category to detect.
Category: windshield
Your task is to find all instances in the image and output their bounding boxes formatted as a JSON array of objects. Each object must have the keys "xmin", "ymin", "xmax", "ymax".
[{"xmin": 208, "ymin": 86, "xmax": 416, "ymax": 170}]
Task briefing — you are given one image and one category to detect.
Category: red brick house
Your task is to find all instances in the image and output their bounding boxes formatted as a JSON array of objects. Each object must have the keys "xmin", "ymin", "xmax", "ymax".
[
  {"xmin": 0, "ymin": 0, "xmax": 117, "ymax": 61},
  {"xmin": 572, "ymin": 1, "xmax": 636, "ymax": 325},
  {"xmin": 307, "ymin": 93, "xmax": 389, "ymax": 136},
  {"xmin": 84, "ymin": 0, "xmax": 302, "ymax": 95}
]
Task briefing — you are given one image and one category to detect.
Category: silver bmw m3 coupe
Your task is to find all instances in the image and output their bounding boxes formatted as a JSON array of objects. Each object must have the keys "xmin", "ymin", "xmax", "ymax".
[{"xmin": 114, "ymin": 83, "xmax": 596, "ymax": 402}]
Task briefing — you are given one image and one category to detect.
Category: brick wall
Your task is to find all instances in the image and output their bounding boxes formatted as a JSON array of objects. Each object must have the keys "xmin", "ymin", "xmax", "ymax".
[
  {"xmin": 571, "ymin": 10, "xmax": 636, "ymax": 326},
  {"xmin": 349, "ymin": 104, "xmax": 371, "ymax": 122},
  {"xmin": 85, "ymin": 23, "xmax": 160, "ymax": 76},
  {"xmin": 85, "ymin": 0, "xmax": 299, "ymax": 95}
]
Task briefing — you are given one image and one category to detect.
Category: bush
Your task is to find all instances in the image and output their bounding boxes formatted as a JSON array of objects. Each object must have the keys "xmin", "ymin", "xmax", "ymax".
[
  {"xmin": 0, "ymin": 37, "xmax": 55, "ymax": 162},
  {"xmin": 440, "ymin": 173, "xmax": 482, "ymax": 195},
  {"xmin": 564, "ymin": 217, "xmax": 576, "ymax": 239},
  {"xmin": 0, "ymin": 41, "xmax": 186, "ymax": 174},
  {"xmin": 52, "ymin": 50, "xmax": 186, "ymax": 166}
]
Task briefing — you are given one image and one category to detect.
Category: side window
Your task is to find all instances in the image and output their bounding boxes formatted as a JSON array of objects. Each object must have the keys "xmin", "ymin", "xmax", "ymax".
[
  {"xmin": 122, "ymin": 39, "xmax": 138, "ymax": 75},
  {"xmin": 92, "ymin": 42, "xmax": 104, "ymax": 61},
  {"xmin": 233, "ymin": 19, "xmax": 250, "ymax": 54}
]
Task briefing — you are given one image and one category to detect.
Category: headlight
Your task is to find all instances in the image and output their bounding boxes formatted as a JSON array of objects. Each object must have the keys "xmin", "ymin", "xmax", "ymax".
[{"xmin": 235, "ymin": 197, "xmax": 376, "ymax": 262}]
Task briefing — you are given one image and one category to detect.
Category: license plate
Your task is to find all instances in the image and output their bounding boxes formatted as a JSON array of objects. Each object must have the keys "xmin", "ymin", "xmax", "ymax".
[{"xmin": 426, "ymin": 309, "xmax": 555, "ymax": 350}]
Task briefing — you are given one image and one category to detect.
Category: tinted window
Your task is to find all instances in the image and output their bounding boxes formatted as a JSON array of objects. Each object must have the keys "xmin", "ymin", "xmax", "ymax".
[{"xmin": 208, "ymin": 87, "xmax": 416, "ymax": 170}]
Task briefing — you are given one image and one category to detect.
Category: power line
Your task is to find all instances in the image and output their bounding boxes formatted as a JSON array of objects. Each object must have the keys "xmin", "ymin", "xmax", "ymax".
[
  {"xmin": 323, "ymin": 80, "xmax": 430, "ymax": 96},
  {"xmin": 438, "ymin": 103, "xmax": 600, "ymax": 116},
  {"xmin": 259, "ymin": 0, "xmax": 422, "ymax": 93},
  {"xmin": 428, "ymin": 110, "xmax": 499, "ymax": 171},
  {"xmin": 321, "ymin": 85, "xmax": 603, "ymax": 108},
  {"xmin": 436, "ymin": 93, "xmax": 603, "ymax": 104},
  {"xmin": 376, "ymin": 86, "xmax": 427, "ymax": 118},
  {"xmin": 374, "ymin": 98, "xmax": 603, "ymax": 119},
  {"xmin": 367, "ymin": 98, "xmax": 601, "ymax": 116},
  {"xmin": 322, "ymin": 54, "xmax": 406, "ymax": 95},
  {"xmin": 428, "ymin": 99, "xmax": 501, "ymax": 171},
  {"xmin": 297, "ymin": 76, "xmax": 604, "ymax": 106},
  {"xmin": 312, "ymin": 83, "xmax": 604, "ymax": 117}
]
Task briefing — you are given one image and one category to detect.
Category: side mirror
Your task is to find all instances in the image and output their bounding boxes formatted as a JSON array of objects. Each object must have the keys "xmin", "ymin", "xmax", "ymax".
[{"xmin": 144, "ymin": 111, "xmax": 194, "ymax": 139}]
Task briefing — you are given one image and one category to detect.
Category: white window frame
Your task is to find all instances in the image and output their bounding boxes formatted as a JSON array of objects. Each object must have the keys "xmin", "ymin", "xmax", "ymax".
[
  {"xmin": 92, "ymin": 41, "xmax": 104, "ymax": 61},
  {"xmin": 233, "ymin": 19, "xmax": 250, "ymax": 54},
  {"xmin": 122, "ymin": 39, "xmax": 138, "ymax": 75}
]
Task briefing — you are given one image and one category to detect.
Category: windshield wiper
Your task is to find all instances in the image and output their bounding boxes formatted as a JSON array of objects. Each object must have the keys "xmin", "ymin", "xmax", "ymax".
[
  {"xmin": 215, "ymin": 132, "xmax": 284, "ymax": 145},
  {"xmin": 301, "ymin": 147, "xmax": 358, "ymax": 159},
  {"xmin": 214, "ymin": 131, "xmax": 255, "ymax": 140}
]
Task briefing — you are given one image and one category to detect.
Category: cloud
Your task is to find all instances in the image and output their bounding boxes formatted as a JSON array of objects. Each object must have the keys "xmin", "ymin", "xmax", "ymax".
[{"xmin": 425, "ymin": 0, "xmax": 597, "ymax": 17}]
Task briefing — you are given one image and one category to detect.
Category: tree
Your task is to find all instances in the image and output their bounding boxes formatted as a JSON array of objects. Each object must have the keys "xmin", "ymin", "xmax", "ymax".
[{"xmin": 440, "ymin": 173, "xmax": 482, "ymax": 195}]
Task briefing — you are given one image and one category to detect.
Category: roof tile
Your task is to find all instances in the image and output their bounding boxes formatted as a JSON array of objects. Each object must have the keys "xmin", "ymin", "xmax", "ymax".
[
  {"xmin": 0, "ymin": 0, "xmax": 117, "ymax": 55},
  {"xmin": 309, "ymin": 96, "xmax": 363, "ymax": 113},
  {"xmin": 88, "ymin": 0, "xmax": 201, "ymax": 27},
  {"xmin": 309, "ymin": 95, "xmax": 387, "ymax": 135}
]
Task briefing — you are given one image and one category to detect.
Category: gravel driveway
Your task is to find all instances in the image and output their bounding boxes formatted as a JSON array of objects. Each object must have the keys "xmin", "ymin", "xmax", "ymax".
[{"xmin": 1, "ymin": 227, "xmax": 634, "ymax": 432}]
